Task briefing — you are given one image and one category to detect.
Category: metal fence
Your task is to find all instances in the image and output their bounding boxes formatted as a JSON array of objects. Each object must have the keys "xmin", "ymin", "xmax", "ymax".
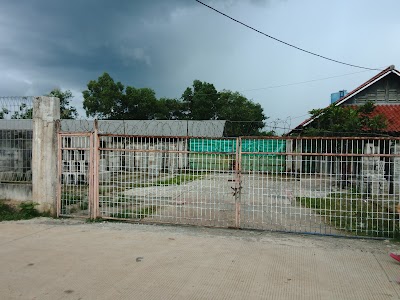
[
  {"xmin": 0, "ymin": 97, "xmax": 34, "ymax": 182},
  {"xmin": 57, "ymin": 128, "xmax": 400, "ymax": 238}
]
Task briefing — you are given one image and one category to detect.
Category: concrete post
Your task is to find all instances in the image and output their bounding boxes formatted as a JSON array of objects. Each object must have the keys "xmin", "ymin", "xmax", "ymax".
[{"xmin": 32, "ymin": 96, "xmax": 60, "ymax": 214}]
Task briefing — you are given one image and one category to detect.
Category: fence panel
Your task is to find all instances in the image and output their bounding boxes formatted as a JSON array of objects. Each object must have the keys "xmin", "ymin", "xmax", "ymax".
[
  {"xmin": 58, "ymin": 133, "xmax": 92, "ymax": 217},
  {"xmin": 0, "ymin": 97, "xmax": 34, "ymax": 183},
  {"xmin": 56, "ymin": 127, "xmax": 400, "ymax": 237},
  {"xmin": 97, "ymin": 135, "xmax": 238, "ymax": 228},
  {"xmin": 240, "ymin": 137, "xmax": 400, "ymax": 237}
]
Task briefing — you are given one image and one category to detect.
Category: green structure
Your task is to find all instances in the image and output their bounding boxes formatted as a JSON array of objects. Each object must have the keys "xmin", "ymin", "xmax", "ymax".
[{"xmin": 189, "ymin": 139, "xmax": 286, "ymax": 172}]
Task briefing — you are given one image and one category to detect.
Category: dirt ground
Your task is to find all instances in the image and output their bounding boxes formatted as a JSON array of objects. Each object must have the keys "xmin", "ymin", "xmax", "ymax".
[{"xmin": 1, "ymin": 217, "xmax": 400, "ymax": 299}]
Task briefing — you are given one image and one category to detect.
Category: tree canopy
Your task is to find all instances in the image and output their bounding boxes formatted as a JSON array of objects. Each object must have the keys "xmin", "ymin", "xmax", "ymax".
[
  {"xmin": 299, "ymin": 102, "xmax": 387, "ymax": 136},
  {"xmin": 47, "ymin": 89, "xmax": 78, "ymax": 119},
  {"xmin": 83, "ymin": 73, "xmax": 159, "ymax": 120},
  {"xmin": 82, "ymin": 74, "xmax": 268, "ymax": 136}
]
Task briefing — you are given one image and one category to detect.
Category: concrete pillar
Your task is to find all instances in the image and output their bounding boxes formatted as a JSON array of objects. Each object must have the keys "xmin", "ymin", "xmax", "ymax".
[{"xmin": 32, "ymin": 96, "xmax": 60, "ymax": 214}]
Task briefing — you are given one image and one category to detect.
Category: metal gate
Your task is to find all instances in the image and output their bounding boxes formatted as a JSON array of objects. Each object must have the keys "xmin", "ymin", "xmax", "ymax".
[
  {"xmin": 57, "ymin": 132, "xmax": 94, "ymax": 218},
  {"xmin": 95, "ymin": 135, "xmax": 239, "ymax": 228},
  {"xmin": 57, "ymin": 132, "xmax": 400, "ymax": 238}
]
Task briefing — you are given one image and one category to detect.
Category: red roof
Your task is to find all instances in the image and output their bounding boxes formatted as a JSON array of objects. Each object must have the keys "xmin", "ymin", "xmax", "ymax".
[{"xmin": 369, "ymin": 105, "xmax": 400, "ymax": 133}]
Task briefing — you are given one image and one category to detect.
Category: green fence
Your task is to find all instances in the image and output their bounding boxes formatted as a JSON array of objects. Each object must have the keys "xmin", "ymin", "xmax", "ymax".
[{"xmin": 189, "ymin": 139, "xmax": 286, "ymax": 172}]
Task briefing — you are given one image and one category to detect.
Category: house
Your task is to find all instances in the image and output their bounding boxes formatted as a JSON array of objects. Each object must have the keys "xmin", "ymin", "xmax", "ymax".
[
  {"xmin": 286, "ymin": 65, "xmax": 400, "ymax": 194},
  {"xmin": 290, "ymin": 65, "xmax": 400, "ymax": 135}
]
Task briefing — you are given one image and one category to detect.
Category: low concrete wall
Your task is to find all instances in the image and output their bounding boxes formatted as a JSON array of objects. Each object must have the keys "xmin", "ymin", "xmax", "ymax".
[{"xmin": 0, "ymin": 183, "xmax": 32, "ymax": 201}]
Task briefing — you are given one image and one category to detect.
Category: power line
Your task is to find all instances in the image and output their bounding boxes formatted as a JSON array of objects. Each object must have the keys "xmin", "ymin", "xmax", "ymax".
[
  {"xmin": 195, "ymin": 0, "xmax": 381, "ymax": 71},
  {"xmin": 182, "ymin": 68, "xmax": 377, "ymax": 97},
  {"xmin": 238, "ymin": 69, "xmax": 374, "ymax": 93}
]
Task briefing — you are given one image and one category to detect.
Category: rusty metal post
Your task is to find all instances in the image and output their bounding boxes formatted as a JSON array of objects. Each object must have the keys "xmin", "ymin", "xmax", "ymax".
[
  {"xmin": 89, "ymin": 120, "xmax": 100, "ymax": 219},
  {"xmin": 235, "ymin": 137, "xmax": 242, "ymax": 228},
  {"xmin": 56, "ymin": 120, "xmax": 62, "ymax": 217}
]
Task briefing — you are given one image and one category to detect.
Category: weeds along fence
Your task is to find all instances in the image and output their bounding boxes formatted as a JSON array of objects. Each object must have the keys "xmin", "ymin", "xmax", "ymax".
[
  {"xmin": 0, "ymin": 97, "xmax": 34, "ymax": 183},
  {"xmin": 57, "ymin": 121, "xmax": 400, "ymax": 238}
]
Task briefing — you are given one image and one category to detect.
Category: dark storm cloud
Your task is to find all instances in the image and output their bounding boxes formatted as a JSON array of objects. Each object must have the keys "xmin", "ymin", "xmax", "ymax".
[
  {"xmin": 0, "ymin": 0, "xmax": 270, "ymax": 93},
  {"xmin": 0, "ymin": 0, "xmax": 196, "ymax": 93}
]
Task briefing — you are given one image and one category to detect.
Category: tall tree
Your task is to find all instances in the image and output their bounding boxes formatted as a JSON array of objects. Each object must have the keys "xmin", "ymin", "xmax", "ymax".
[
  {"xmin": 154, "ymin": 98, "xmax": 184, "ymax": 120},
  {"xmin": 83, "ymin": 72, "xmax": 159, "ymax": 120},
  {"xmin": 181, "ymin": 80, "xmax": 220, "ymax": 120},
  {"xmin": 47, "ymin": 89, "xmax": 78, "ymax": 119},
  {"xmin": 123, "ymin": 86, "xmax": 158, "ymax": 119},
  {"xmin": 83, "ymin": 72, "xmax": 125, "ymax": 119},
  {"xmin": 218, "ymin": 90, "xmax": 267, "ymax": 136},
  {"xmin": 81, "ymin": 74, "xmax": 268, "ymax": 136}
]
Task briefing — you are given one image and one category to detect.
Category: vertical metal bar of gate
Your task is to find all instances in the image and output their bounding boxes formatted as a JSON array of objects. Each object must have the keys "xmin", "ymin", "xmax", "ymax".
[
  {"xmin": 235, "ymin": 137, "xmax": 242, "ymax": 228},
  {"xmin": 91, "ymin": 120, "xmax": 100, "ymax": 219},
  {"xmin": 56, "ymin": 124, "xmax": 62, "ymax": 217},
  {"xmin": 88, "ymin": 132, "xmax": 94, "ymax": 219}
]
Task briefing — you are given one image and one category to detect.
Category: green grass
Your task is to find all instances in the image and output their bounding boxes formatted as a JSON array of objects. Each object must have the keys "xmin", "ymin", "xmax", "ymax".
[
  {"xmin": 155, "ymin": 174, "xmax": 202, "ymax": 185},
  {"xmin": 0, "ymin": 201, "xmax": 46, "ymax": 221},
  {"xmin": 128, "ymin": 174, "xmax": 203, "ymax": 188},
  {"xmin": 296, "ymin": 196, "xmax": 399, "ymax": 237},
  {"xmin": 110, "ymin": 205, "xmax": 157, "ymax": 219}
]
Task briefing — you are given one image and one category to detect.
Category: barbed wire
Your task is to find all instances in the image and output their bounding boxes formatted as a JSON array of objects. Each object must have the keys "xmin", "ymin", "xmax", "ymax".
[{"xmin": 0, "ymin": 96, "xmax": 34, "ymax": 120}]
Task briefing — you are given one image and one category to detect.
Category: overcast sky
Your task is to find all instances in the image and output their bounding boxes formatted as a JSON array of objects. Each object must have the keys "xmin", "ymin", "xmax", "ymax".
[{"xmin": 1, "ymin": 0, "xmax": 399, "ymax": 130}]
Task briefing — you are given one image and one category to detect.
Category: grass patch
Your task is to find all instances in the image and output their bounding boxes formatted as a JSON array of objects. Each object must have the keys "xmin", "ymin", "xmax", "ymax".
[
  {"xmin": 297, "ymin": 196, "xmax": 399, "ymax": 237},
  {"xmin": 156, "ymin": 174, "xmax": 202, "ymax": 186},
  {"xmin": 127, "ymin": 174, "xmax": 203, "ymax": 188},
  {"xmin": 110, "ymin": 205, "xmax": 157, "ymax": 219},
  {"xmin": 0, "ymin": 201, "xmax": 43, "ymax": 221}
]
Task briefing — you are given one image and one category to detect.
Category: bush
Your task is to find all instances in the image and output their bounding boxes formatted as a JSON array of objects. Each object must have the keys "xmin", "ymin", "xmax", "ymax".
[{"xmin": 0, "ymin": 201, "xmax": 42, "ymax": 221}]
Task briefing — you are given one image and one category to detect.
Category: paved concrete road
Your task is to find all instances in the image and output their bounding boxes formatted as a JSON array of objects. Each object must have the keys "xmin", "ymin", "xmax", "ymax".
[{"xmin": 1, "ymin": 218, "xmax": 400, "ymax": 300}]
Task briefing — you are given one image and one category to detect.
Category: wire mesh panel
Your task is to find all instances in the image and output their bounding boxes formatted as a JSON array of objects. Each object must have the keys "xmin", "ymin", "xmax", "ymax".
[
  {"xmin": 58, "ymin": 133, "xmax": 92, "ymax": 217},
  {"xmin": 97, "ymin": 135, "xmax": 237, "ymax": 228},
  {"xmin": 240, "ymin": 137, "xmax": 400, "ymax": 238},
  {"xmin": 56, "ymin": 126, "xmax": 400, "ymax": 237},
  {"xmin": 0, "ymin": 97, "xmax": 34, "ymax": 182}
]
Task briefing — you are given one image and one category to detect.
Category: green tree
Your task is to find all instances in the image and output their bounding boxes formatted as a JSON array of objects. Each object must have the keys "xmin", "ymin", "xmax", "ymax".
[
  {"xmin": 11, "ymin": 103, "xmax": 32, "ymax": 119},
  {"xmin": 301, "ymin": 102, "xmax": 387, "ymax": 136},
  {"xmin": 179, "ymin": 81, "xmax": 267, "ymax": 136},
  {"xmin": 82, "ymin": 74, "xmax": 268, "ymax": 136},
  {"xmin": 181, "ymin": 80, "xmax": 220, "ymax": 120},
  {"xmin": 83, "ymin": 72, "xmax": 158, "ymax": 120},
  {"xmin": 83, "ymin": 72, "xmax": 125, "ymax": 119},
  {"xmin": 218, "ymin": 90, "xmax": 267, "ymax": 136},
  {"xmin": 47, "ymin": 89, "xmax": 78, "ymax": 119},
  {"xmin": 124, "ymin": 86, "xmax": 158, "ymax": 119},
  {"xmin": 154, "ymin": 98, "xmax": 184, "ymax": 120}
]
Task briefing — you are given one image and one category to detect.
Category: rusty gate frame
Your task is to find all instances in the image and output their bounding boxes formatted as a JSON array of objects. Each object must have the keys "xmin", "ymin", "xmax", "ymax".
[
  {"xmin": 57, "ymin": 129, "xmax": 400, "ymax": 237},
  {"xmin": 57, "ymin": 130, "xmax": 98, "ymax": 218}
]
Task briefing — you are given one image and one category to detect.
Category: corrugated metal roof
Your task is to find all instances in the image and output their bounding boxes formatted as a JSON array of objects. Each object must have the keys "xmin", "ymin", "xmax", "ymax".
[
  {"xmin": 0, "ymin": 120, "xmax": 226, "ymax": 137},
  {"xmin": 0, "ymin": 120, "xmax": 33, "ymax": 130}
]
